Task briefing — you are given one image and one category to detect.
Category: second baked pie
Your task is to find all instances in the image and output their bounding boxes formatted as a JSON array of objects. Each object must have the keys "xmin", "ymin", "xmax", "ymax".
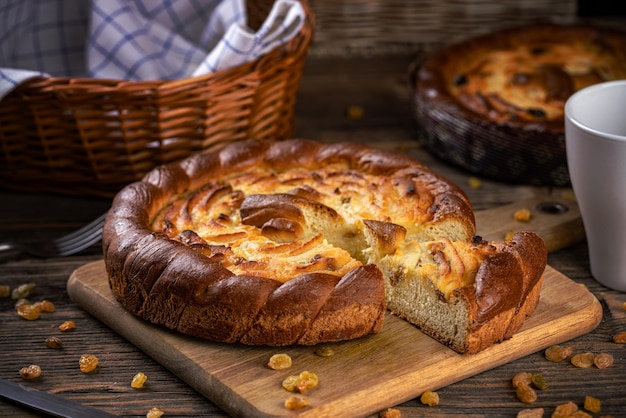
[{"xmin": 412, "ymin": 23, "xmax": 626, "ymax": 186}]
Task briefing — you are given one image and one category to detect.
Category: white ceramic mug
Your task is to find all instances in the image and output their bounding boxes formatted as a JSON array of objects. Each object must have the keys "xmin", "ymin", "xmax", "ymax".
[{"xmin": 565, "ymin": 80, "xmax": 626, "ymax": 292}]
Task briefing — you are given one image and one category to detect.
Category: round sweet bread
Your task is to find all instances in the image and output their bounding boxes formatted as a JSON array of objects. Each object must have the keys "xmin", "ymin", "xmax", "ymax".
[
  {"xmin": 412, "ymin": 23, "xmax": 626, "ymax": 186},
  {"xmin": 103, "ymin": 138, "xmax": 547, "ymax": 353}
]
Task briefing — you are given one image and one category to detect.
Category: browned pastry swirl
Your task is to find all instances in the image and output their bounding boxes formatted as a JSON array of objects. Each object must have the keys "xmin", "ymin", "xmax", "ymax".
[
  {"xmin": 103, "ymin": 138, "xmax": 546, "ymax": 352},
  {"xmin": 419, "ymin": 24, "xmax": 626, "ymax": 128}
]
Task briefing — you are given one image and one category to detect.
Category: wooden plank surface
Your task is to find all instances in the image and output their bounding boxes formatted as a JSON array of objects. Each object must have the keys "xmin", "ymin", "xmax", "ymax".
[{"xmin": 67, "ymin": 262, "xmax": 601, "ymax": 418}]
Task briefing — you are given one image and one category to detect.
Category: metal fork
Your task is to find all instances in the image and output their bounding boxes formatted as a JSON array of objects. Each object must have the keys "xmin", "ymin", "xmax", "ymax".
[{"xmin": 0, "ymin": 212, "xmax": 107, "ymax": 260}]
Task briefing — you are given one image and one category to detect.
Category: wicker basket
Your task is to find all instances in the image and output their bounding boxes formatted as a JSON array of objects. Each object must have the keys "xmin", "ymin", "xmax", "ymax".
[{"xmin": 0, "ymin": 1, "xmax": 314, "ymax": 198}]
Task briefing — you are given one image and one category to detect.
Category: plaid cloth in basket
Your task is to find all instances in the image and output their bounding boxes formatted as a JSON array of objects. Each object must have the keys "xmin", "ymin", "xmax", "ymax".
[{"xmin": 0, "ymin": 0, "xmax": 305, "ymax": 99}]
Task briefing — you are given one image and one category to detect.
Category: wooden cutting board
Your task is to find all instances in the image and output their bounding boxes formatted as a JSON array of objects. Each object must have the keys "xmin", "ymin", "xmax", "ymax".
[{"xmin": 67, "ymin": 196, "xmax": 600, "ymax": 418}]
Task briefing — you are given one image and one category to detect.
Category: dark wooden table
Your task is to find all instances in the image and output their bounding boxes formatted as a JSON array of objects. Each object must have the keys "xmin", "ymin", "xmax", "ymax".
[{"xmin": 1, "ymin": 55, "xmax": 625, "ymax": 418}]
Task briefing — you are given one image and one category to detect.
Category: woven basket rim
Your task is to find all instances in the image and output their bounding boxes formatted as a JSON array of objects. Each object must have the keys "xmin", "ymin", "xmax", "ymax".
[{"xmin": 0, "ymin": 0, "xmax": 315, "ymax": 198}]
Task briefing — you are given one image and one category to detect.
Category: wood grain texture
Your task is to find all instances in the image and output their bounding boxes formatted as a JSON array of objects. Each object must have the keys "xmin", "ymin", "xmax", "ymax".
[{"xmin": 67, "ymin": 256, "xmax": 601, "ymax": 418}]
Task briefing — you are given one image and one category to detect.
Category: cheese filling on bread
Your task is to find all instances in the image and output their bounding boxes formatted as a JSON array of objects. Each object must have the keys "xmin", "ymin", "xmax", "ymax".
[{"xmin": 150, "ymin": 165, "xmax": 474, "ymax": 284}]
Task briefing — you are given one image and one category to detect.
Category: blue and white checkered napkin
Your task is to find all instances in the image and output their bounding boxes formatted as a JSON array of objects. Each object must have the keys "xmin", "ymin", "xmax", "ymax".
[{"xmin": 0, "ymin": 0, "xmax": 305, "ymax": 99}]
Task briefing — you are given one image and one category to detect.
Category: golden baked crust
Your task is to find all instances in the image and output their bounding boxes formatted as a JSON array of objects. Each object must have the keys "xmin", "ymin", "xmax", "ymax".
[
  {"xmin": 412, "ymin": 23, "xmax": 626, "ymax": 186},
  {"xmin": 103, "ymin": 138, "xmax": 546, "ymax": 352}
]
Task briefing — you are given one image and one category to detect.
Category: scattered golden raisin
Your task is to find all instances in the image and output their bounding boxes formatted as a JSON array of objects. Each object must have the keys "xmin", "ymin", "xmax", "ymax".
[
  {"xmin": 516, "ymin": 408, "xmax": 544, "ymax": 418},
  {"xmin": 146, "ymin": 407, "xmax": 164, "ymax": 418},
  {"xmin": 282, "ymin": 371, "xmax": 319, "ymax": 394},
  {"xmin": 11, "ymin": 283, "xmax": 36, "ymax": 299},
  {"xmin": 420, "ymin": 390, "xmax": 439, "ymax": 407},
  {"xmin": 59, "ymin": 320, "xmax": 76, "ymax": 332},
  {"xmin": 584, "ymin": 395, "xmax": 601, "ymax": 414},
  {"xmin": 0, "ymin": 285, "xmax": 10, "ymax": 298},
  {"xmin": 612, "ymin": 331, "xmax": 626, "ymax": 344},
  {"xmin": 379, "ymin": 407, "xmax": 402, "ymax": 418},
  {"xmin": 19, "ymin": 365, "xmax": 42, "ymax": 380},
  {"xmin": 267, "ymin": 353, "xmax": 292, "ymax": 370},
  {"xmin": 296, "ymin": 371, "xmax": 319, "ymax": 394},
  {"xmin": 552, "ymin": 401, "xmax": 578, "ymax": 418},
  {"xmin": 593, "ymin": 352, "xmax": 614, "ymax": 369},
  {"xmin": 512, "ymin": 372, "xmax": 533, "ymax": 388},
  {"xmin": 514, "ymin": 208, "xmax": 532, "ymax": 222},
  {"xmin": 17, "ymin": 304, "xmax": 40, "ymax": 320},
  {"xmin": 531, "ymin": 373, "xmax": 548, "ymax": 390},
  {"xmin": 545, "ymin": 345, "xmax": 573, "ymax": 363},
  {"xmin": 516, "ymin": 384, "xmax": 537, "ymax": 404},
  {"xmin": 314, "ymin": 346, "xmax": 335, "ymax": 357},
  {"xmin": 33, "ymin": 300, "xmax": 55, "ymax": 313},
  {"xmin": 16, "ymin": 299, "xmax": 56, "ymax": 320},
  {"xmin": 284, "ymin": 395, "xmax": 310, "ymax": 410},
  {"xmin": 571, "ymin": 352, "xmax": 595, "ymax": 368},
  {"xmin": 131, "ymin": 372, "xmax": 148, "ymax": 389},
  {"xmin": 345, "ymin": 105, "xmax": 364, "ymax": 120},
  {"xmin": 282, "ymin": 374, "xmax": 300, "ymax": 392},
  {"xmin": 468, "ymin": 176, "xmax": 482, "ymax": 190},
  {"xmin": 79, "ymin": 354, "xmax": 99, "ymax": 373},
  {"xmin": 45, "ymin": 336, "xmax": 63, "ymax": 349},
  {"xmin": 505, "ymin": 230, "xmax": 516, "ymax": 241}
]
